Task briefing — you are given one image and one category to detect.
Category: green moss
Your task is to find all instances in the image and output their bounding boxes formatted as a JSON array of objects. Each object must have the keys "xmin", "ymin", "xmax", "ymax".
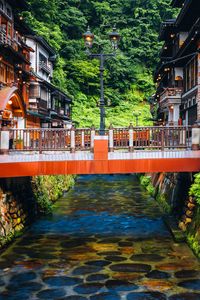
[
  {"xmin": 32, "ymin": 175, "xmax": 76, "ymax": 214},
  {"xmin": 189, "ymin": 173, "xmax": 200, "ymax": 205},
  {"xmin": 187, "ymin": 233, "xmax": 200, "ymax": 258},
  {"xmin": 156, "ymin": 193, "xmax": 172, "ymax": 214},
  {"xmin": 140, "ymin": 175, "xmax": 155, "ymax": 197}
]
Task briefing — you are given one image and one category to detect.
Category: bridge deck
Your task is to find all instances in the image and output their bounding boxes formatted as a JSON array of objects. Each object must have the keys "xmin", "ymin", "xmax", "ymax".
[
  {"xmin": 0, "ymin": 150, "xmax": 199, "ymax": 163},
  {"xmin": 0, "ymin": 150, "xmax": 199, "ymax": 177}
]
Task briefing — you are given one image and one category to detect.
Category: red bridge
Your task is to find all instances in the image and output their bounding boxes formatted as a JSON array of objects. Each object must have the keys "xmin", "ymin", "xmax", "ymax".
[{"xmin": 0, "ymin": 126, "xmax": 200, "ymax": 177}]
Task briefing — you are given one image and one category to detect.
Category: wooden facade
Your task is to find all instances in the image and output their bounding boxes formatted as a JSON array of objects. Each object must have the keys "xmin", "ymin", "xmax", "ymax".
[
  {"xmin": 0, "ymin": 0, "xmax": 72, "ymax": 131},
  {"xmin": 154, "ymin": 0, "xmax": 200, "ymax": 126}
]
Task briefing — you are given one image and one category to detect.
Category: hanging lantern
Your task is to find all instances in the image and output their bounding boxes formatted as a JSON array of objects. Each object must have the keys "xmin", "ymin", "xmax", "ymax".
[
  {"xmin": 109, "ymin": 26, "xmax": 120, "ymax": 50},
  {"xmin": 83, "ymin": 26, "xmax": 94, "ymax": 48}
]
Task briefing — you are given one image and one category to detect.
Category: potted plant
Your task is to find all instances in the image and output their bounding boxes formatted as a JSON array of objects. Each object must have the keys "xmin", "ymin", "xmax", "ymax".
[{"xmin": 15, "ymin": 138, "xmax": 23, "ymax": 150}]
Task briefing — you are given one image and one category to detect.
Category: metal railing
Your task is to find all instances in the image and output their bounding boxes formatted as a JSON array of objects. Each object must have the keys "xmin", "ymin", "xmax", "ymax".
[{"xmin": 4, "ymin": 126, "xmax": 192, "ymax": 153}]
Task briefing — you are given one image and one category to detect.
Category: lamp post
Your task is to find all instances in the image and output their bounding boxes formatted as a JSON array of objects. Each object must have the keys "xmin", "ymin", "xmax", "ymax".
[
  {"xmin": 133, "ymin": 112, "xmax": 141, "ymax": 127},
  {"xmin": 83, "ymin": 26, "xmax": 120, "ymax": 135}
]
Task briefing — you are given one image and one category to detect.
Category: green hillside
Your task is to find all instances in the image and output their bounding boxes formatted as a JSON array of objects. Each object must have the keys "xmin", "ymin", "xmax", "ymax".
[{"xmin": 23, "ymin": 0, "xmax": 176, "ymax": 127}]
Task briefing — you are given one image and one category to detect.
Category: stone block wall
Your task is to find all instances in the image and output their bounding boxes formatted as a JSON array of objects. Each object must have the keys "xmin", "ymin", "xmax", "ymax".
[{"xmin": 0, "ymin": 177, "xmax": 37, "ymax": 248}]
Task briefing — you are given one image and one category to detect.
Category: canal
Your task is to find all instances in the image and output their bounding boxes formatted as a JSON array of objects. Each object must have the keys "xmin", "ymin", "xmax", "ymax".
[{"xmin": 0, "ymin": 175, "xmax": 200, "ymax": 300}]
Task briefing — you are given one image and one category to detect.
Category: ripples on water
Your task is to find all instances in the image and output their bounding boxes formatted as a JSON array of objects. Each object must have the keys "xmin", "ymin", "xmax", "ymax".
[{"xmin": 0, "ymin": 175, "xmax": 200, "ymax": 300}]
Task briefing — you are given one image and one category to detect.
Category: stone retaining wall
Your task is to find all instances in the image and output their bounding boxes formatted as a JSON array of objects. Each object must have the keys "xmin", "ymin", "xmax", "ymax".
[{"xmin": 0, "ymin": 177, "xmax": 37, "ymax": 249}]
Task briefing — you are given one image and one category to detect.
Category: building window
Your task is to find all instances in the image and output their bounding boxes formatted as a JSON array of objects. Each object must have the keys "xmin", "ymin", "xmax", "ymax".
[
  {"xmin": 39, "ymin": 53, "xmax": 47, "ymax": 65},
  {"xmin": 6, "ymin": 65, "xmax": 14, "ymax": 83},
  {"xmin": 184, "ymin": 56, "xmax": 198, "ymax": 92},
  {"xmin": 29, "ymin": 84, "xmax": 40, "ymax": 98},
  {"xmin": 7, "ymin": 22, "xmax": 12, "ymax": 37},
  {"xmin": 0, "ymin": 62, "xmax": 6, "ymax": 83}
]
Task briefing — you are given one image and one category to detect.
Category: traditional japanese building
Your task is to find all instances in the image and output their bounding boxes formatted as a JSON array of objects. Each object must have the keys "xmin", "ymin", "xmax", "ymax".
[
  {"xmin": 154, "ymin": 0, "xmax": 200, "ymax": 126},
  {"xmin": 26, "ymin": 35, "xmax": 72, "ymax": 128},
  {"xmin": 0, "ymin": 0, "xmax": 72, "ymax": 130},
  {"xmin": 0, "ymin": 0, "xmax": 32, "ymax": 128}
]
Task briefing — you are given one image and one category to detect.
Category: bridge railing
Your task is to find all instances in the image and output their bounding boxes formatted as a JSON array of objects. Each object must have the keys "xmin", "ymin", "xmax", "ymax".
[
  {"xmin": 0, "ymin": 125, "xmax": 195, "ymax": 154},
  {"xmin": 110, "ymin": 126, "xmax": 192, "ymax": 151}
]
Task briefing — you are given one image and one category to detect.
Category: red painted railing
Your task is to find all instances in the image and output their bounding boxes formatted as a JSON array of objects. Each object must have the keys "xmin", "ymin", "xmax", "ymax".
[{"xmin": 5, "ymin": 126, "xmax": 192, "ymax": 153}]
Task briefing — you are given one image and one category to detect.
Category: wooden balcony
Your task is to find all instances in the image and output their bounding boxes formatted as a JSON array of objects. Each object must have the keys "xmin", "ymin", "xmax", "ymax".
[
  {"xmin": 28, "ymin": 99, "xmax": 48, "ymax": 115},
  {"xmin": 160, "ymin": 88, "xmax": 182, "ymax": 109},
  {"xmin": 39, "ymin": 62, "xmax": 51, "ymax": 74},
  {"xmin": 0, "ymin": 29, "xmax": 12, "ymax": 46}
]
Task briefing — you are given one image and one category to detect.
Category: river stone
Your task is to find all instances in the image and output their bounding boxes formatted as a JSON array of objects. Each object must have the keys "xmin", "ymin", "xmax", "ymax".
[
  {"xmin": 37, "ymin": 288, "xmax": 66, "ymax": 299},
  {"xmin": 0, "ymin": 278, "xmax": 4, "ymax": 286},
  {"xmin": 0, "ymin": 290, "xmax": 30, "ymax": 300},
  {"xmin": 43, "ymin": 276, "xmax": 83, "ymax": 286},
  {"xmin": 73, "ymin": 283, "xmax": 104, "ymax": 294},
  {"xmin": 175, "ymin": 270, "xmax": 200, "ymax": 278},
  {"xmin": 98, "ymin": 251, "xmax": 121, "ymax": 256},
  {"xmin": 86, "ymin": 274, "xmax": 110, "ymax": 282},
  {"xmin": 118, "ymin": 241, "xmax": 133, "ymax": 247},
  {"xmin": 105, "ymin": 255, "xmax": 127, "ymax": 262},
  {"xmin": 178, "ymin": 279, "xmax": 200, "ymax": 290},
  {"xmin": 169, "ymin": 293, "xmax": 200, "ymax": 300},
  {"xmin": 131, "ymin": 254, "xmax": 164, "ymax": 262},
  {"xmin": 9, "ymin": 271, "xmax": 37, "ymax": 284},
  {"xmin": 127, "ymin": 291, "xmax": 167, "ymax": 300},
  {"xmin": 105, "ymin": 279, "xmax": 138, "ymax": 291},
  {"xmin": 90, "ymin": 292, "xmax": 121, "ymax": 300},
  {"xmin": 61, "ymin": 240, "xmax": 84, "ymax": 248},
  {"xmin": 146, "ymin": 270, "xmax": 171, "ymax": 279},
  {"xmin": 7, "ymin": 281, "xmax": 43, "ymax": 292},
  {"xmin": 61, "ymin": 297, "xmax": 87, "ymax": 300},
  {"xmin": 110, "ymin": 263, "xmax": 151, "ymax": 273},
  {"xmin": 72, "ymin": 265, "xmax": 103, "ymax": 275},
  {"xmin": 85, "ymin": 260, "xmax": 111, "ymax": 267}
]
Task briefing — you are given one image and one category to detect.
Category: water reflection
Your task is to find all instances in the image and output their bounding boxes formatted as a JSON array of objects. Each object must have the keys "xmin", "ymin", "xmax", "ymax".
[{"xmin": 0, "ymin": 175, "xmax": 200, "ymax": 300}]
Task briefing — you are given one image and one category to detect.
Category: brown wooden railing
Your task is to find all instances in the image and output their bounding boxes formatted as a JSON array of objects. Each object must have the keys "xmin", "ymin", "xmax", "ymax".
[{"xmin": 6, "ymin": 126, "xmax": 192, "ymax": 153}]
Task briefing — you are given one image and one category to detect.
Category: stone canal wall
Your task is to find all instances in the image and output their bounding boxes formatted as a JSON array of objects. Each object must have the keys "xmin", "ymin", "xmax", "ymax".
[
  {"xmin": 0, "ymin": 177, "xmax": 36, "ymax": 249},
  {"xmin": 141, "ymin": 172, "xmax": 200, "ymax": 258},
  {"xmin": 0, "ymin": 175, "xmax": 75, "ymax": 250}
]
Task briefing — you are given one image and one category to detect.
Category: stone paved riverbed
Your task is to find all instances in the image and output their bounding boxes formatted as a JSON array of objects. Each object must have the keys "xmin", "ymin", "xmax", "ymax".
[{"xmin": 0, "ymin": 175, "xmax": 200, "ymax": 300}]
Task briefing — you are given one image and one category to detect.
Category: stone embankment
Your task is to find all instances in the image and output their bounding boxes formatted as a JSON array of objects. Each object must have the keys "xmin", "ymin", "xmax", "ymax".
[
  {"xmin": 0, "ymin": 175, "xmax": 75, "ymax": 250},
  {"xmin": 141, "ymin": 172, "xmax": 200, "ymax": 258}
]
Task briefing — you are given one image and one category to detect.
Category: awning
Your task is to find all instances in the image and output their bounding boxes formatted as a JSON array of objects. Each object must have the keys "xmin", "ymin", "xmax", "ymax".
[
  {"xmin": 0, "ymin": 86, "xmax": 25, "ymax": 117},
  {"xmin": 27, "ymin": 110, "xmax": 51, "ymax": 121}
]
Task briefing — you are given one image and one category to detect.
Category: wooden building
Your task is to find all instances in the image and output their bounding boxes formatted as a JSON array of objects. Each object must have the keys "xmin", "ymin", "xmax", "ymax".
[
  {"xmin": 26, "ymin": 35, "xmax": 72, "ymax": 128},
  {"xmin": 154, "ymin": 0, "xmax": 200, "ymax": 126},
  {"xmin": 0, "ymin": 0, "xmax": 72, "ymax": 130},
  {"xmin": 0, "ymin": 0, "xmax": 31, "ymax": 129}
]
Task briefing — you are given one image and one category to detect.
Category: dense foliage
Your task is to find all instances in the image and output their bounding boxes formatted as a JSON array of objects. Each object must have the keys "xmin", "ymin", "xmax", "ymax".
[
  {"xmin": 189, "ymin": 173, "xmax": 200, "ymax": 205},
  {"xmin": 23, "ymin": 0, "xmax": 176, "ymax": 127}
]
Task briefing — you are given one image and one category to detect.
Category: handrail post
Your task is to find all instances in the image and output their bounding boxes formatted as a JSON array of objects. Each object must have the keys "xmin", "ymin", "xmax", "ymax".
[
  {"xmin": 0, "ymin": 126, "xmax": 10, "ymax": 155},
  {"xmin": 70, "ymin": 126, "xmax": 76, "ymax": 153},
  {"xmin": 109, "ymin": 124, "xmax": 114, "ymax": 152},
  {"xmin": 39, "ymin": 130, "xmax": 42, "ymax": 154},
  {"xmin": 81, "ymin": 129, "xmax": 85, "ymax": 149},
  {"xmin": 161, "ymin": 127, "xmax": 164, "ymax": 151},
  {"xmin": 90, "ymin": 125, "xmax": 95, "ymax": 153},
  {"xmin": 129, "ymin": 123, "xmax": 134, "ymax": 152},
  {"xmin": 191, "ymin": 124, "xmax": 200, "ymax": 150}
]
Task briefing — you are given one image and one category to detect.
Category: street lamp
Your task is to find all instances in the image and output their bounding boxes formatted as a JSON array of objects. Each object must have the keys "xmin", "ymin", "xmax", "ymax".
[
  {"xmin": 133, "ymin": 112, "xmax": 141, "ymax": 127},
  {"xmin": 83, "ymin": 26, "xmax": 120, "ymax": 135}
]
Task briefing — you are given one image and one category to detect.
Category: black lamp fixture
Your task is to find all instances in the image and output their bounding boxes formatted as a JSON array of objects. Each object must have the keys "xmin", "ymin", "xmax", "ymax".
[
  {"xmin": 108, "ymin": 25, "xmax": 121, "ymax": 50},
  {"xmin": 83, "ymin": 25, "xmax": 120, "ymax": 134},
  {"xmin": 83, "ymin": 26, "xmax": 94, "ymax": 48}
]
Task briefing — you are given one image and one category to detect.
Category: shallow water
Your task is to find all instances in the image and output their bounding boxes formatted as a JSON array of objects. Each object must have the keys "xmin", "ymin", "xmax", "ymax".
[{"xmin": 0, "ymin": 174, "xmax": 200, "ymax": 300}]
